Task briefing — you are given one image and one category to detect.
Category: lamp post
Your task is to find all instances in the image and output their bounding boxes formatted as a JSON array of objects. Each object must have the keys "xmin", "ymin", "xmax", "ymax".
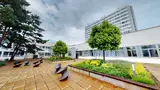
[{"xmin": 132, "ymin": 62, "xmax": 136, "ymax": 77}]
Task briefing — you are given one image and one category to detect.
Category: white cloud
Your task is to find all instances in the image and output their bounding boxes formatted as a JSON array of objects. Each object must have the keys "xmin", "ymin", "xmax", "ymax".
[{"xmin": 26, "ymin": 0, "xmax": 160, "ymax": 45}]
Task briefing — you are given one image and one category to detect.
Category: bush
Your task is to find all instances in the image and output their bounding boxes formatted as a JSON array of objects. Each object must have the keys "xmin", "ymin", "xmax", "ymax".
[
  {"xmin": 132, "ymin": 75, "xmax": 155, "ymax": 85},
  {"xmin": 84, "ymin": 60, "xmax": 91, "ymax": 64},
  {"xmin": 72, "ymin": 60, "xmax": 155, "ymax": 85},
  {"xmin": 90, "ymin": 60, "xmax": 101, "ymax": 66},
  {"xmin": 48, "ymin": 56, "xmax": 73, "ymax": 61},
  {"xmin": 64, "ymin": 56, "xmax": 73, "ymax": 60},
  {"xmin": 0, "ymin": 61, "xmax": 5, "ymax": 66}
]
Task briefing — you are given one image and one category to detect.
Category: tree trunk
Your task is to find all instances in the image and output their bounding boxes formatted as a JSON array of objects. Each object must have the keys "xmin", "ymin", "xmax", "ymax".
[
  {"xmin": 103, "ymin": 50, "xmax": 105, "ymax": 61},
  {"xmin": 62, "ymin": 54, "xmax": 65, "ymax": 59},
  {"xmin": 10, "ymin": 46, "xmax": 19, "ymax": 61},
  {"xmin": 0, "ymin": 27, "xmax": 8, "ymax": 45}
]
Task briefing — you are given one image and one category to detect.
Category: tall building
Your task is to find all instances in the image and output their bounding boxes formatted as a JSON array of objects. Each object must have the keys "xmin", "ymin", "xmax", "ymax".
[{"xmin": 85, "ymin": 5, "xmax": 137, "ymax": 41}]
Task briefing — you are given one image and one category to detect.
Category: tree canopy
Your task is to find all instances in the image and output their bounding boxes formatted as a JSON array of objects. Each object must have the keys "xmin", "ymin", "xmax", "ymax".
[
  {"xmin": 0, "ymin": 0, "xmax": 45, "ymax": 60},
  {"xmin": 53, "ymin": 40, "xmax": 68, "ymax": 58},
  {"xmin": 88, "ymin": 21, "xmax": 121, "ymax": 60}
]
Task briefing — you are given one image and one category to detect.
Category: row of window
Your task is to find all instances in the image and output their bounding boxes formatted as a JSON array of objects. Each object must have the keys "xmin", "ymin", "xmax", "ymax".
[
  {"xmin": 39, "ymin": 53, "xmax": 51, "ymax": 57},
  {"xmin": 0, "ymin": 51, "xmax": 24, "ymax": 57},
  {"xmin": 75, "ymin": 44, "xmax": 160, "ymax": 58}
]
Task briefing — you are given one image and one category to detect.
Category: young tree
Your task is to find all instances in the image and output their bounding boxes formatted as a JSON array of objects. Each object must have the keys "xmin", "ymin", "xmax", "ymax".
[
  {"xmin": 88, "ymin": 21, "xmax": 121, "ymax": 60},
  {"xmin": 53, "ymin": 41, "xmax": 68, "ymax": 58}
]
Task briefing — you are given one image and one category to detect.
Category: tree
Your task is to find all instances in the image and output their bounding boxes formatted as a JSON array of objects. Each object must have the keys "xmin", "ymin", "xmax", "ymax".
[
  {"xmin": 88, "ymin": 21, "xmax": 121, "ymax": 60},
  {"xmin": 0, "ymin": 0, "xmax": 45, "ymax": 60},
  {"xmin": 53, "ymin": 40, "xmax": 68, "ymax": 58}
]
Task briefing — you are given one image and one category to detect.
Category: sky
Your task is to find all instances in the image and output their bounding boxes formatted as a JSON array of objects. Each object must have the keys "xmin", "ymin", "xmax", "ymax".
[{"xmin": 26, "ymin": 0, "xmax": 160, "ymax": 45}]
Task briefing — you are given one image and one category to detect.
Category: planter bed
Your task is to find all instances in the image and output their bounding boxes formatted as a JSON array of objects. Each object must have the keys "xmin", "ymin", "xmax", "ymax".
[{"xmin": 68, "ymin": 65, "xmax": 159, "ymax": 90}]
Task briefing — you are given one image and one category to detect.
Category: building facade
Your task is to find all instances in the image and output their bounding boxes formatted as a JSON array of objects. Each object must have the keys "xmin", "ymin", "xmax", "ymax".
[
  {"xmin": 0, "ymin": 42, "xmax": 53, "ymax": 61},
  {"xmin": 69, "ymin": 26, "xmax": 160, "ymax": 59},
  {"xmin": 85, "ymin": 5, "xmax": 137, "ymax": 41}
]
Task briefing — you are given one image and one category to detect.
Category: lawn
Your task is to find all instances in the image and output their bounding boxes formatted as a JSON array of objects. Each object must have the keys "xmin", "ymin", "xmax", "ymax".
[
  {"xmin": 0, "ymin": 61, "xmax": 5, "ymax": 67},
  {"xmin": 72, "ymin": 60, "xmax": 155, "ymax": 85}
]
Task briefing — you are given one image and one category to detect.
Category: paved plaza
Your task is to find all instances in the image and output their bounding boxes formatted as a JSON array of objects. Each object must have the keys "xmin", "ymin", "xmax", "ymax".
[{"xmin": 0, "ymin": 60, "xmax": 124, "ymax": 90}]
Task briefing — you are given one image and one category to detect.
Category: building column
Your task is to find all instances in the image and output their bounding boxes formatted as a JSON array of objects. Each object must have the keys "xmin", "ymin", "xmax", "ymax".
[
  {"xmin": 156, "ymin": 45, "xmax": 160, "ymax": 57},
  {"xmin": 123, "ymin": 47, "xmax": 128, "ymax": 57}
]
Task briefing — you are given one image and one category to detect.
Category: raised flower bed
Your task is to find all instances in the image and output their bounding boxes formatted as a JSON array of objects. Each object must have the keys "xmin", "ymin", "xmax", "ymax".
[{"xmin": 68, "ymin": 60, "xmax": 159, "ymax": 90}]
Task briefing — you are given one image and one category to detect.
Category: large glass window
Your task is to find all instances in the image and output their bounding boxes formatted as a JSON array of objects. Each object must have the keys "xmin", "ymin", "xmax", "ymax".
[
  {"xmin": 149, "ymin": 49, "xmax": 158, "ymax": 57},
  {"xmin": 3, "ymin": 52, "xmax": 9, "ymax": 57},
  {"xmin": 142, "ymin": 50, "xmax": 149, "ymax": 57},
  {"xmin": 141, "ymin": 45, "xmax": 158, "ymax": 57},
  {"xmin": 127, "ymin": 47, "xmax": 137, "ymax": 57}
]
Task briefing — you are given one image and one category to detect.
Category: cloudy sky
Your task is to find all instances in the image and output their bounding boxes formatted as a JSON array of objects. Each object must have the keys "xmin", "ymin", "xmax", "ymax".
[{"xmin": 26, "ymin": 0, "xmax": 160, "ymax": 45}]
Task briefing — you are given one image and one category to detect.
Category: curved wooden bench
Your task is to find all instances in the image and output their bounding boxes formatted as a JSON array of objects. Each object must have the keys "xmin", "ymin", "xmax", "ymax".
[
  {"xmin": 56, "ymin": 67, "xmax": 67, "ymax": 74},
  {"xmin": 40, "ymin": 59, "xmax": 43, "ymax": 63},
  {"xmin": 59, "ymin": 71, "xmax": 69, "ymax": 81},
  {"xmin": 33, "ymin": 61, "xmax": 39, "ymax": 64},
  {"xmin": 24, "ymin": 61, "xmax": 29, "ymax": 66},
  {"xmin": 33, "ymin": 62, "xmax": 40, "ymax": 67},
  {"xmin": 55, "ymin": 63, "xmax": 61, "ymax": 73},
  {"xmin": 14, "ymin": 61, "xmax": 21, "ymax": 65},
  {"xmin": 13, "ymin": 63, "xmax": 22, "ymax": 68}
]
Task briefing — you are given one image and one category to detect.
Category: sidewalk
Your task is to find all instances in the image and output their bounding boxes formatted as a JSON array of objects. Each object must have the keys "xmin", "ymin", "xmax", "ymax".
[{"xmin": 144, "ymin": 64, "xmax": 160, "ymax": 87}]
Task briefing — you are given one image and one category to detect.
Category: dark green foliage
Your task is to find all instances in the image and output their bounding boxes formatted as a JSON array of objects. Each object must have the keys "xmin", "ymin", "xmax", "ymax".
[
  {"xmin": 0, "ymin": 0, "xmax": 44, "ymax": 60},
  {"xmin": 88, "ymin": 21, "xmax": 121, "ymax": 60},
  {"xmin": 48, "ymin": 56, "xmax": 73, "ymax": 61},
  {"xmin": 53, "ymin": 41, "xmax": 68, "ymax": 58},
  {"xmin": 73, "ymin": 60, "xmax": 155, "ymax": 85},
  {"xmin": 132, "ymin": 75, "xmax": 155, "ymax": 85},
  {"xmin": 0, "ymin": 61, "xmax": 5, "ymax": 66}
]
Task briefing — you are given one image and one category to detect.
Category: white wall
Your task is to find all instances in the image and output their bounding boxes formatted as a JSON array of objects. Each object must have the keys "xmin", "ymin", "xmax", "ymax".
[{"xmin": 121, "ymin": 26, "xmax": 160, "ymax": 47}]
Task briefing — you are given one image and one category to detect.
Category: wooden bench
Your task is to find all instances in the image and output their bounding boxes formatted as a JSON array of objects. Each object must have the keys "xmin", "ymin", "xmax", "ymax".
[
  {"xmin": 33, "ymin": 61, "xmax": 39, "ymax": 64},
  {"xmin": 33, "ymin": 62, "xmax": 40, "ymax": 67},
  {"xmin": 13, "ymin": 63, "xmax": 22, "ymax": 68},
  {"xmin": 24, "ymin": 61, "xmax": 29, "ymax": 66},
  {"xmin": 56, "ymin": 66, "xmax": 69, "ymax": 81},
  {"xmin": 55, "ymin": 63, "xmax": 61, "ymax": 73},
  {"xmin": 39, "ymin": 59, "xmax": 43, "ymax": 63},
  {"xmin": 14, "ymin": 61, "xmax": 21, "ymax": 65}
]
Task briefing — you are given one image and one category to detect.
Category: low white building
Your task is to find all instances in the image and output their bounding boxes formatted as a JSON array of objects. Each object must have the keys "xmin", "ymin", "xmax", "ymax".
[
  {"xmin": 69, "ymin": 25, "xmax": 160, "ymax": 59},
  {"xmin": 0, "ymin": 42, "xmax": 53, "ymax": 61}
]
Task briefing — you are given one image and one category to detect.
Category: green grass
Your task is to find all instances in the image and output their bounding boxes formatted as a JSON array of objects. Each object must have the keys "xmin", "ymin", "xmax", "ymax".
[
  {"xmin": 0, "ymin": 61, "xmax": 5, "ymax": 66},
  {"xmin": 72, "ymin": 60, "xmax": 155, "ymax": 85},
  {"xmin": 48, "ymin": 56, "xmax": 73, "ymax": 61}
]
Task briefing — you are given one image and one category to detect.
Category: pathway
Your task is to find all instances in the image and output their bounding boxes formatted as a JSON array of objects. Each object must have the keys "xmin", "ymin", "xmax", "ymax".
[{"xmin": 0, "ymin": 60, "xmax": 124, "ymax": 90}]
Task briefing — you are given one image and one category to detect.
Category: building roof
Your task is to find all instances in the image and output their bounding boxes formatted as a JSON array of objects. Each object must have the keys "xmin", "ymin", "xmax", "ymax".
[{"xmin": 70, "ymin": 25, "xmax": 160, "ymax": 51}]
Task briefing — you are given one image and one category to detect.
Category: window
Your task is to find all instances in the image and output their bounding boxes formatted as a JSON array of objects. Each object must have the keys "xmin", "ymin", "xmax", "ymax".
[
  {"xmin": 3, "ymin": 52, "xmax": 9, "ymax": 57},
  {"xmin": 127, "ymin": 47, "xmax": 137, "ymax": 57},
  {"xmin": 9, "ymin": 52, "xmax": 13, "ymax": 56},
  {"xmin": 143, "ymin": 50, "xmax": 149, "ymax": 57},
  {"xmin": 141, "ymin": 45, "xmax": 158, "ymax": 57},
  {"xmin": 149, "ymin": 49, "xmax": 158, "ymax": 57}
]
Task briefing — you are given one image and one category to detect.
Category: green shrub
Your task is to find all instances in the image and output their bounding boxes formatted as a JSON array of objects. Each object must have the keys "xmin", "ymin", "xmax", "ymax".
[
  {"xmin": 48, "ymin": 57, "xmax": 54, "ymax": 61},
  {"xmin": 84, "ymin": 60, "xmax": 91, "ymax": 64},
  {"xmin": 0, "ymin": 61, "xmax": 5, "ymax": 66},
  {"xmin": 72, "ymin": 60, "xmax": 155, "ymax": 85},
  {"xmin": 64, "ymin": 56, "xmax": 73, "ymax": 60},
  {"xmin": 90, "ymin": 60, "xmax": 101, "ymax": 66},
  {"xmin": 48, "ymin": 56, "xmax": 73, "ymax": 61},
  {"xmin": 132, "ymin": 75, "xmax": 155, "ymax": 85}
]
